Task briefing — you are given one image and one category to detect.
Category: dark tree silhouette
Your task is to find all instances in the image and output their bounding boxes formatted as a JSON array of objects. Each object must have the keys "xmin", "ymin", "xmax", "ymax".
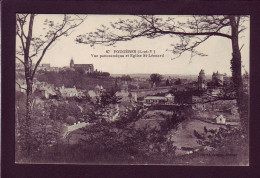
[
  {"xmin": 174, "ymin": 78, "xmax": 181, "ymax": 85},
  {"xmin": 150, "ymin": 73, "xmax": 163, "ymax": 87}
]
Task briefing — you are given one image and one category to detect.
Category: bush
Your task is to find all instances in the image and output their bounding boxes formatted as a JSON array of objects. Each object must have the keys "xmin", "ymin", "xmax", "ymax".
[{"xmin": 65, "ymin": 116, "xmax": 76, "ymax": 125}]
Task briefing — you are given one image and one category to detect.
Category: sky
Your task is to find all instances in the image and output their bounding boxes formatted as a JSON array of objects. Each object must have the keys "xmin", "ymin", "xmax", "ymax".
[{"xmin": 17, "ymin": 14, "xmax": 250, "ymax": 76}]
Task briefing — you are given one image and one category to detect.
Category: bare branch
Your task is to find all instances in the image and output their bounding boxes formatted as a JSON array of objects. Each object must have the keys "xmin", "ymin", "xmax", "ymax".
[
  {"xmin": 16, "ymin": 81, "xmax": 27, "ymax": 91},
  {"xmin": 31, "ymin": 15, "xmax": 86, "ymax": 78},
  {"xmin": 16, "ymin": 56, "xmax": 25, "ymax": 65}
]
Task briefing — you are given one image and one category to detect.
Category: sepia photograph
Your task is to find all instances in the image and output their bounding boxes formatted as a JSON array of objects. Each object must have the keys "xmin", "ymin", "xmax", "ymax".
[{"xmin": 15, "ymin": 14, "xmax": 249, "ymax": 165}]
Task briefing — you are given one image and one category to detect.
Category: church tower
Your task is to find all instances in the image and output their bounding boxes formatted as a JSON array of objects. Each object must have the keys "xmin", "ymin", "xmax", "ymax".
[{"xmin": 70, "ymin": 58, "xmax": 74, "ymax": 68}]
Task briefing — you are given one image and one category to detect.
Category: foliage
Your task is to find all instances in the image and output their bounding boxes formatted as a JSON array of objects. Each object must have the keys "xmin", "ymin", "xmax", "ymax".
[
  {"xmin": 99, "ymin": 91, "xmax": 121, "ymax": 107},
  {"xmin": 128, "ymin": 84, "xmax": 138, "ymax": 90},
  {"xmin": 138, "ymin": 82, "xmax": 150, "ymax": 89},
  {"xmin": 36, "ymin": 70, "xmax": 114, "ymax": 90},
  {"xmin": 150, "ymin": 73, "xmax": 163, "ymax": 87},
  {"xmin": 174, "ymin": 78, "xmax": 182, "ymax": 85},
  {"xmin": 49, "ymin": 102, "xmax": 83, "ymax": 122},
  {"xmin": 87, "ymin": 71, "xmax": 110, "ymax": 78},
  {"xmin": 65, "ymin": 116, "xmax": 76, "ymax": 125},
  {"xmin": 121, "ymin": 75, "xmax": 132, "ymax": 81},
  {"xmin": 72, "ymin": 108, "xmax": 177, "ymax": 163},
  {"xmin": 193, "ymin": 126, "xmax": 249, "ymax": 164},
  {"xmin": 160, "ymin": 106, "xmax": 193, "ymax": 133}
]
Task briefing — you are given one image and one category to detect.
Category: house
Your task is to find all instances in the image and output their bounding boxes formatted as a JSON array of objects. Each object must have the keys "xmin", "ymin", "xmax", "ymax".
[
  {"xmin": 212, "ymin": 71, "xmax": 224, "ymax": 86},
  {"xmin": 88, "ymin": 89, "xmax": 102, "ymax": 103},
  {"xmin": 144, "ymin": 95, "xmax": 168, "ymax": 105},
  {"xmin": 207, "ymin": 88, "xmax": 221, "ymax": 96},
  {"xmin": 34, "ymin": 88, "xmax": 56, "ymax": 99},
  {"xmin": 37, "ymin": 63, "xmax": 51, "ymax": 71},
  {"xmin": 77, "ymin": 89, "xmax": 85, "ymax": 98},
  {"xmin": 165, "ymin": 93, "xmax": 174, "ymax": 101},
  {"xmin": 94, "ymin": 84, "xmax": 105, "ymax": 95},
  {"xmin": 88, "ymin": 90, "xmax": 98, "ymax": 98},
  {"xmin": 59, "ymin": 85, "xmax": 78, "ymax": 98},
  {"xmin": 216, "ymin": 115, "xmax": 226, "ymax": 124},
  {"xmin": 192, "ymin": 96, "xmax": 205, "ymax": 110}
]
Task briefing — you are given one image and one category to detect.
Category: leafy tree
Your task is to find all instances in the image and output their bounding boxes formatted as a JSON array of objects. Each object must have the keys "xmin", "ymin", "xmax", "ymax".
[
  {"xmin": 16, "ymin": 14, "xmax": 86, "ymax": 155},
  {"xmin": 193, "ymin": 126, "xmax": 248, "ymax": 165},
  {"xmin": 121, "ymin": 75, "xmax": 132, "ymax": 82},
  {"xmin": 174, "ymin": 78, "xmax": 181, "ymax": 85},
  {"xmin": 100, "ymin": 91, "xmax": 121, "ymax": 107},
  {"xmin": 150, "ymin": 73, "xmax": 163, "ymax": 87},
  {"xmin": 65, "ymin": 116, "xmax": 77, "ymax": 125}
]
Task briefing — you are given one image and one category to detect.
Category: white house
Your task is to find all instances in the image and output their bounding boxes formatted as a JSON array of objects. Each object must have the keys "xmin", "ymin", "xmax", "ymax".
[
  {"xmin": 165, "ymin": 93, "xmax": 174, "ymax": 101},
  {"xmin": 216, "ymin": 115, "xmax": 226, "ymax": 124}
]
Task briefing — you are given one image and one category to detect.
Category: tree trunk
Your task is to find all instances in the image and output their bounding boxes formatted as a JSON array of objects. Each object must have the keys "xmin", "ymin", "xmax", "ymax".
[
  {"xmin": 25, "ymin": 79, "xmax": 33, "ymax": 155},
  {"xmin": 23, "ymin": 14, "xmax": 35, "ymax": 156},
  {"xmin": 230, "ymin": 16, "xmax": 247, "ymax": 132}
]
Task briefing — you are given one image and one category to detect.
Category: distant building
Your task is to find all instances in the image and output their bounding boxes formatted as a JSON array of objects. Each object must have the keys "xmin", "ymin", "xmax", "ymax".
[
  {"xmin": 70, "ymin": 58, "xmax": 94, "ymax": 73},
  {"xmin": 77, "ymin": 90, "xmax": 85, "ymax": 98},
  {"xmin": 59, "ymin": 85, "xmax": 78, "ymax": 98},
  {"xmin": 212, "ymin": 71, "xmax": 224, "ymax": 86},
  {"xmin": 144, "ymin": 95, "xmax": 168, "ymax": 105},
  {"xmin": 94, "ymin": 84, "xmax": 105, "ymax": 95},
  {"xmin": 38, "ymin": 63, "xmax": 51, "ymax": 71},
  {"xmin": 165, "ymin": 93, "xmax": 175, "ymax": 101},
  {"xmin": 34, "ymin": 88, "xmax": 56, "ymax": 99},
  {"xmin": 115, "ymin": 91, "xmax": 137, "ymax": 102},
  {"xmin": 198, "ymin": 69, "xmax": 207, "ymax": 90},
  {"xmin": 216, "ymin": 115, "xmax": 226, "ymax": 124},
  {"xmin": 207, "ymin": 88, "xmax": 221, "ymax": 96}
]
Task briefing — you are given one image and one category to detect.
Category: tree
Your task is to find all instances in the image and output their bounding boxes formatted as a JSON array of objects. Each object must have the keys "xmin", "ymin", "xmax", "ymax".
[
  {"xmin": 121, "ymin": 75, "xmax": 132, "ymax": 82},
  {"xmin": 174, "ymin": 78, "xmax": 181, "ymax": 85},
  {"xmin": 100, "ymin": 91, "xmax": 121, "ymax": 107},
  {"xmin": 165, "ymin": 79, "xmax": 170, "ymax": 86},
  {"xmin": 150, "ymin": 73, "xmax": 163, "ymax": 87},
  {"xmin": 114, "ymin": 78, "xmax": 119, "ymax": 91},
  {"xmin": 16, "ymin": 14, "xmax": 86, "ymax": 155},
  {"xmin": 76, "ymin": 15, "xmax": 249, "ymax": 129}
]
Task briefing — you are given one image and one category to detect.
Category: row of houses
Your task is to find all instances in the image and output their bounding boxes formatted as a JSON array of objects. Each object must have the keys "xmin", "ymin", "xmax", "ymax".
[{"xmin": 16, "ymin": 79, "xmax": 88, "ymax": 99}]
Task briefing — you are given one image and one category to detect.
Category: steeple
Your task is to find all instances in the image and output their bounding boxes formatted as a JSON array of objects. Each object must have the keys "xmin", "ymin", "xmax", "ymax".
[
  {"xmin": 70, "ymin": 58, "xmax": 74, "ymax": 68},
  {"xmin": 199, "ymin": 69, "xmax": 205, "ymax": 75}
]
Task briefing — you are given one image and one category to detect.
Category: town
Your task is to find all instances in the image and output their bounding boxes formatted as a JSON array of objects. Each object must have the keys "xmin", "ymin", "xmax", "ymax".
[{"xmin": 15, "ymin": 57, "xmax": 249, "ymax": 163}]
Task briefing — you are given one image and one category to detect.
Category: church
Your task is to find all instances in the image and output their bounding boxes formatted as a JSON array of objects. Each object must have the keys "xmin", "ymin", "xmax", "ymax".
[{"xmin": 70, "ymin": 58, "xmax": 94, "ymax": 73}]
